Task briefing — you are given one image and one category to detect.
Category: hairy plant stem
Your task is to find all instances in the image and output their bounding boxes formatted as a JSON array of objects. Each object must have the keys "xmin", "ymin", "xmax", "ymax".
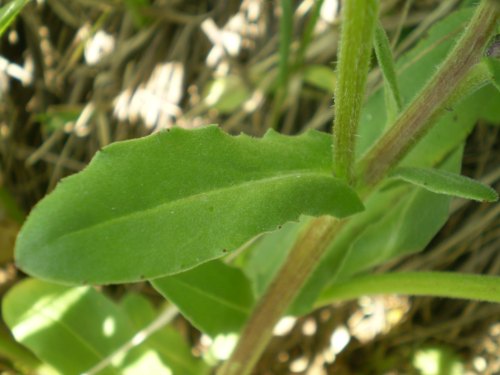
[
  {"xmin": 218, "ymin": 2, "xmax": 498, "ymax": 374},
  {"xmin": 333, "ymin": 0, "xmax": 379, "ymax": 182},
  {"xmin": 217, "ymin": 216, "xmax": 343, "ymax": 375},
  {"xmin": 357, "ymin": 0, "xmax": 499, "ymax": 189}
]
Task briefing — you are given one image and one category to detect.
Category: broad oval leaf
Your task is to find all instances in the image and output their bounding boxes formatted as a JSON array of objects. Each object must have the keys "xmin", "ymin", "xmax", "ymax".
[
  {"xmin": 152, "ymin": 260, "xmax": 255, "ymax": 337},
  {"xmin": 15, "ymin": 126, "xmax": 363, "ymax": 284},
  {"xmin": 391, "ymin": 167, "xmax": 498, "ymax": 202}
]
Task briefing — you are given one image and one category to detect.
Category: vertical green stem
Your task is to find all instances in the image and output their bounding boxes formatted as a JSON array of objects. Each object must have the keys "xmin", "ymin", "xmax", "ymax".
[
  {"xmin": 217, "ymin": 217, "xmax": 343, "ymax": 375},
  {"xmin": 357, "ymin": 0, "xmax": 499, "ymax": 188},
  {"xmin": 295, "ymin": 0, "xmax": 325, "ymax": 69},
  {"xmin": 271, "ymin": 0, "xmax": 293, "ymax": 129},
  {"xmin": 333, "ymin": 0, "xmax": 379, "ymax": 182},
  {"xmin": 278, "ymin": 0, "xmax": 293, "ymax": 88}
]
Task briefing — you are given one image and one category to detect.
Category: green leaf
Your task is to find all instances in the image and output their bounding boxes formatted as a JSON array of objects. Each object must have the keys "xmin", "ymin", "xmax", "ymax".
[
  {"xmin": 0, "ymin": 0, "xmax": 28, "ymax": 37},
  {"xmin": 391, "ymin": 167, "xmax": 498, "ymax": 202},
  {"xmin": 484, "ymin": 56, "xmax": 500, "ymax": 92},
  {"xmin": 402, "ymin": 85, "xmax": 500, "ymax": 166},
  {"xmin": 317, "ymin": 271, "xmax": 500, "ymax": 306},
  {"xmin": 358, "ymin": 8, "xmax": 475, "ymax": 156},
  {"xmin": 293, "ymin": 144, "xmax": 467, "ymax": 313},
  {"xmin": 373, "ymin": 20, "xmax": 402, "ymax": 123},
  {"xmin": 242, "ymin": 220, "xmax": 304, "ymax": 297},
  {"xmin": 203, "ymin": 76, "xmax": 251, "ymax": 114},
  {"xmin": 152, "ymin": 260, "xmax": 255, "ymax": 337},
  {"xmin": 334, "ymin": 147, "xmax": 462, "ymax": 282},
  {"xmin": 120, "ymin": 293, "xmax": 208, "ymax": 375},
  {"xmin": 2, "ymin": 279, "xmax": 141, "ymax": 375},
  {"xmin": 15, "ymin": 126, "xmax": 363, "ymax": 285}
]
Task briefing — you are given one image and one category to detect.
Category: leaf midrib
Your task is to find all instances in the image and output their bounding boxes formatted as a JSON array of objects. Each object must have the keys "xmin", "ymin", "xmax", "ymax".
[
  {"xmin": 157, "ymin": 276, "xmax": 252, "ymax": 315},
  {"xmin": 46, "ymin": 170, "xmax": 332, "ymax": 245}
]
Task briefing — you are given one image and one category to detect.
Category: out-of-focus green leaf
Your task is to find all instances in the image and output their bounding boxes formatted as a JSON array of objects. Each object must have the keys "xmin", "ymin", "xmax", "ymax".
[
  {"xmin": 123, "ymin": 0, "xmax": 152, "ymax": 28},
  {"xmin": 0, "ymin": 186, "xmax": 24, "ymax": 224},
  {"xmin": 0, "ymin": 0, "xmax": 29, "ymax": 37},
  {"xmin": 152, "ymin": 260, "xmax": 254, "ymax": 337},
  {"xmin": 203, "ymin": 76, "xmax": 251, "ymax": 114},
  {"xmin": 302, "ymin": 65, "xmax": 336, "ymax": 93},
  {"xmin": 278, "ymin": 0, "xmax": 293, "ymax": 89},
  {"xmin": 391, "ymin": 167, "xmax": 498, "ymax": 202},
  {"xmin": 35, "ymin": 107, "xmax": 81, "ymax": 132},
  {"xmin": 15, "ymin": 126, "xmax": 363, "ymax": 285},
  {"xmin": 120, "ymin": 293, "xmax": 208, "ymax": 375},
  {"xmin": 2, "ymin": 279, "xmax": 140, "ymax": 375}
]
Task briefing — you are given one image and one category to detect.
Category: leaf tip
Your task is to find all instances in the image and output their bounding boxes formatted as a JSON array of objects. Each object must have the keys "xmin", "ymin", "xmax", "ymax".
[{"xmin": 482, "ymin": 187, "xmax": 498, "ymax": 202}]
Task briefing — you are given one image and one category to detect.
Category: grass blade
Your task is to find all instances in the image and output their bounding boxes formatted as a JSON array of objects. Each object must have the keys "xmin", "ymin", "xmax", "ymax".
[
  {"xmin": 0, "ymin": 0, "xmax": 29, "ymax": 37},
  {"xmin": 317, "ymin": 272, "xmax": 500, "ymax": 306},
  {"xmin": 374, "ymin": 20, "xmax": 403, "ymax": 124}
]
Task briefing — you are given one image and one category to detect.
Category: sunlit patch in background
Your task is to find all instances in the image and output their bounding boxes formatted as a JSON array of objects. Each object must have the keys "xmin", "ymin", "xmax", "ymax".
[
  {"xmin": 84, "ymin": 30, "xmax": 115, "ymax": 66},
  {"xmin": 102, "ymin": 316, "xmax": 116, "ymax": 337},
  {"xmin": 273, "ymin": 316, "xmax": 297, "ymax": 336},
  {"xmin": 289, "ymin": 355, "xmax": 309, "ymax": 373},
  {"xmin": 302, "ymin": 317, "xmax": 317, "ymax": 336},
  {"xmin": 348, "ymin": 295, "xmax": 410, "ymax": 343},
  {"xmin": 202, "ymin": 18, "xmax": 242, "ymax": 70},
  {"xmin": 330, "ymin": 325, "xmax": 350, "ymax": 355},
  {"xmin": 472, "ymin": 322, "xmax": 500, "ymax": 374},
  {"xmin": 12, "ymin": 286, "xmax": 89, "ymax": 341},
  {"xmin": 412, "ymin": 346, "xmax": 464, "ymax": 375},
  {"xmin": 0, "ymin": 54, "xmax": 33, "ymax": 92},
  {"xmin": 203, "ymin": 333, "xmax": 239, "ymax": 365},
  {"xmin": 113, "ymin": 350, "xmax": 172, "ymax": 375},
  {"xmin": 113, "ymin": 62, "xmax": 184, "ymax": 130}
]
